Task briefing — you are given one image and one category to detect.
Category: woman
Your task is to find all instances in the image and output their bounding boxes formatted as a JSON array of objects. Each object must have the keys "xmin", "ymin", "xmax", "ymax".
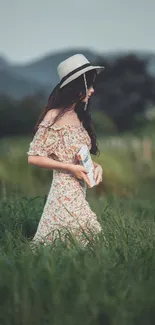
[{"xmin": 27, "ymin": 54, "xmax": 104, "ymax": 246}]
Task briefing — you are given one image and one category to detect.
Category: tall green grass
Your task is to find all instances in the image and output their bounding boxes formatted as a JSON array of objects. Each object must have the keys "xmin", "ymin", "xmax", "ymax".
[{"xmin": 1, "ymin": 195, "xmax": 155, "ymax": 324}]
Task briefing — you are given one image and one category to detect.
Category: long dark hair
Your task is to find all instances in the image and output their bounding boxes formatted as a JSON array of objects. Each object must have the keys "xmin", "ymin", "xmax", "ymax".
[{"xmin": 35, "ymin": 70, "xmax": 100, "ymax": 155}]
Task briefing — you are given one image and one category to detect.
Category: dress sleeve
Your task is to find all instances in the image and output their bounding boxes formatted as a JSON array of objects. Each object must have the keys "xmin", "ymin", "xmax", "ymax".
[{"xmin": 27, "ymin": 120, "xmax": 59, "ymax": 157}]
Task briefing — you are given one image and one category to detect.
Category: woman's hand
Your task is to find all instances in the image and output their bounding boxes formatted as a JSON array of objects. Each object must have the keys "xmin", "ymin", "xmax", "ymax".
[
  {"xmin": 69, "ymin": 164, "xmax": 91, "ymax": 188},
  {"xmin": 94, "ymin": 164, "xmax": 103, "ymax": 185}
]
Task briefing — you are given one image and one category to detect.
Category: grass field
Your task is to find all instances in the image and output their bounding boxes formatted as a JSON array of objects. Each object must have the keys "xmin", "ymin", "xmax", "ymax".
[
  {"xmin": 1, "ymin": 135, "xmax": 155, "ymax": 324},
  {"xmin": 1, "ymin": 194, "xmax": 155, "ymax": 325}
]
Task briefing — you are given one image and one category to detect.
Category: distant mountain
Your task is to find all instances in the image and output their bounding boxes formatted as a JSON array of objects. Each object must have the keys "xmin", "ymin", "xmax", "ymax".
[
  {"xmin": 0, "ymin": 49, "xmax": 101, "ymax": 99},
  {"xmin": 0, "ymin": 55, "xmax": 9, "ymax": 70},
  {"xmin": 12, "ymin": 49, "xmax": 99, "ymax": 85},
  {"xmin": 0, "ymin": 48, "xmax": 155, "ymax": 99},
  {"xmin": 0, "ymin": 69, "xmax": 46, "ymax": 99}
]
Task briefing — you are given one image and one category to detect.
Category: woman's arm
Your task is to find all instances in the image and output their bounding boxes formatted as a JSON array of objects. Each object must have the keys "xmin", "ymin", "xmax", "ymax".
[
  {"xmin": 92, "ymin": 160, "xmax": 103, "ymax": 185},
  {"xmin": 28, "ymin": 155, "xmax": 91, "ymax": 187},
  {"xmin": 28, "ymin": 155, "xmax": 72, "ymax": 172},
  {"xmin": 92, "ymin": 160, "xmax": 100, "ymax": 168}
]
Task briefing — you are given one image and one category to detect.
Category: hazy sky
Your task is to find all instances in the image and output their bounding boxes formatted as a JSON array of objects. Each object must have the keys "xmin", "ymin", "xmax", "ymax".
[{"xmin": 0, "ymin": 0, "xmax": 154, "ymax": 63}]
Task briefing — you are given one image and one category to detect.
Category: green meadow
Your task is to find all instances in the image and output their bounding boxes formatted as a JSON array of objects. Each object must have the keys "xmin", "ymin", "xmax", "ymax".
[{"xmin": 0, "ymin": 134, "xmax": 155, "ymax": 324}]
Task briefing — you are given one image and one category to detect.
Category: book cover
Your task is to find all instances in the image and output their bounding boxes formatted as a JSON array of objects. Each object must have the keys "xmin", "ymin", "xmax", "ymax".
[{"xmin": 76, "ymin": 144, "xmax": 96, "ymax": 188}]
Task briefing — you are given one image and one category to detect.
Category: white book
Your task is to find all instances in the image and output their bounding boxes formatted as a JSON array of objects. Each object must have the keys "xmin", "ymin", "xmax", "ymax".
[{"xmin": 76, "ymin": 144, "xmax": 96, "ymax": 188}]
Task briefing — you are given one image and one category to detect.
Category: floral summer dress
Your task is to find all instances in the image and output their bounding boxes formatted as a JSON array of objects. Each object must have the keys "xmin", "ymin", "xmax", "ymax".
[{"xmin": 27, "ymin": 119, "xmax": 101, "ymax": 246}]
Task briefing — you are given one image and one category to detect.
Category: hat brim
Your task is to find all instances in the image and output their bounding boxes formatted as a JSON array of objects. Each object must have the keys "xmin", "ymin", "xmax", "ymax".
[{"xmin": 60, "ymin": 65, "xmax": 104, "ymax": 88}]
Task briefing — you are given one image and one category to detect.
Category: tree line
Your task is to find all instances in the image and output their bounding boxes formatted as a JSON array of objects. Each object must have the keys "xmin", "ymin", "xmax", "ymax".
[{"xmin": 0, "ymin": 53, "xmax": 155, "ymax": 137}]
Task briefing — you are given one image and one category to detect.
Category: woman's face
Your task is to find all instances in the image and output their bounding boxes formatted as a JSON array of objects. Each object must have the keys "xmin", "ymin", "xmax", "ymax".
[{"xmin": 82, "ymin": 86, "xmax": 94, "ymax": 103}]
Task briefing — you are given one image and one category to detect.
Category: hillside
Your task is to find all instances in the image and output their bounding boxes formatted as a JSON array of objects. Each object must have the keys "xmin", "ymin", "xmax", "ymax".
[{"xmin": 0, "ymin": 69, "xmax": 46, "ymax": 99}]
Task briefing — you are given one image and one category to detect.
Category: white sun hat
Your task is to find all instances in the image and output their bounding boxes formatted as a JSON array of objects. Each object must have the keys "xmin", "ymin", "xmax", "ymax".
[{"xmin": 57, "ymin": 54, "xmax": 105, "ymax": 88}]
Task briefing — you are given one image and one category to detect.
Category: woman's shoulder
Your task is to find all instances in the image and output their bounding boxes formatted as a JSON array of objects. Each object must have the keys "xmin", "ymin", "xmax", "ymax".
[
  {"xmin": 39, "ymin": 110, "xmax": 62, "ymax": 130},
  {"xmin": 42, "ymin": 109, "xmax": 58, "ymax": 124}
]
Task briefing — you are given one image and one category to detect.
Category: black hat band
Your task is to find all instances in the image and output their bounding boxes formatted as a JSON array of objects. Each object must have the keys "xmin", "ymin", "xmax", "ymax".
[{"xmin": 59, "ymin": 63, "xmax": 91, "ymax": 86}]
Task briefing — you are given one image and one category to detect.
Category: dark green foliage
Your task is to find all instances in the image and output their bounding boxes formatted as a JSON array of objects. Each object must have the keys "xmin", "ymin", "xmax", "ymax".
[
  {"xmin": 0, "ymin": 94, "xmax": 44, "ymax": 137},
  {"xmin": 94, "ymin": 54, "xmax": 155, "ymax": 131}
]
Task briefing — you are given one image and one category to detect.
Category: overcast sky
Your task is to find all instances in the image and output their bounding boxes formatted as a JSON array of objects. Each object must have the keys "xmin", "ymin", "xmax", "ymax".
[{"xmin": 0, "ymin": 0, "xmax": 154, "ymax": 63}]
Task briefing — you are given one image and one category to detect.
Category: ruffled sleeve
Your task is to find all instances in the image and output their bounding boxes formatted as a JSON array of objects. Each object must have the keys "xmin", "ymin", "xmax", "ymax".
[{"xmin": 27, "ymin": 120, "xmax": 59, "ymax": 157}]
